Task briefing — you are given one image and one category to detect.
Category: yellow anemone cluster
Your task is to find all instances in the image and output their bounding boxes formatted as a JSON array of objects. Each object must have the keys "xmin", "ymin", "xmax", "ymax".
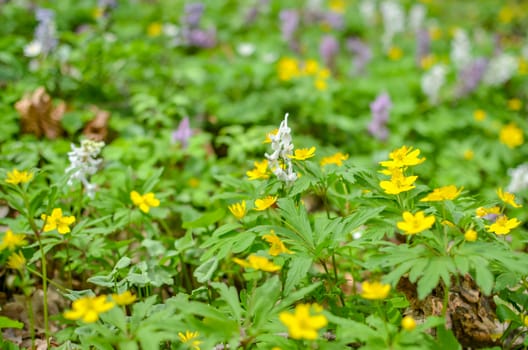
[
  {"xmin": 277, "ymin": 57, "xmax": 331, "ymax": 91},
  {"xmin": 378, "ymin": 145, "xmax": 425, "ymax": 195}
]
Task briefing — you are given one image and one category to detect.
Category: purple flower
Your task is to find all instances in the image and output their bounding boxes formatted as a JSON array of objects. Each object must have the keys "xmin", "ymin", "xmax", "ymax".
[
  {"xmin": 456, "ymin": 57, "xmax": 488, "ymax": 97},
  {"xmin": 324, "ymin": 12, "xmax": 344, "ymax": 30},
  {"xmin": 98, "ymin": 0, "xmax": 117, "ymax": 8},
  {"xmin": 279, "ymin": 9, "xmax": 299, "ymax": 43},
  {"xmin": 346, "ymin": 37, "xmax": 372, "ymax": 74},
  {"xmin": 244, "ymin": 0, "xmax": 270, "ymax": 25},
  {"xmin": 33, "ymin": 7, "xmax": 58, "ymax": 56},
  {"xmin": 320, "ymin": 35, "xmax": 339, "ymax": 70},
  {"xmin": 186, "ymin": 28, "xmax": 216, "ymax": 48},
  {"xmin": 172, "ymin": 117, "xmax": 193, "ymax": 149},
  {"xmin": 415, "ymin": 28, "xmax": 430, "ymax": 67},
  {"xmin": 184, "ymin": 3, "xmax": 205, "ymax": 29},
  {"xmin": 368, "ymin": 93, "xmax": 392, "ymax": 141}
]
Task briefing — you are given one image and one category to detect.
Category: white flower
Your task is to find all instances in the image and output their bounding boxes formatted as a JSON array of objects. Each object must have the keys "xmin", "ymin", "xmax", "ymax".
[
  {"xmin": 380, "ymin": 0, "xmax": 405, "ymax": 50},
  {"xmin": 24, "ymin": 41, "xmax": 42, "ymax": 57},
  {"xmin": 421, "ymin": 64, "xmax": 447, "ymax": 105},
  {"xmin": 450, "ymin": 29, "xmax": 472, "ymax": 70},
  {"xmin": 65, "ymin": 139, "xmax": 105, "ymax": 198},
  {"xmin": 163, "ymin": 23, "xmax": 179, "ymax": 37},
  {"xmin": 265, "ymin": 113, "xmax": 297, "ymax": 184},
  {"xmin": 408, "ymin": 4, "xmax": 426, "ymax": 32},
  {"xmin": 359, "ymin": 0, "xmax": 377, "ymax": 26},
  {"xmin": 482, "ymin": 53, "xmax": 518, "ymax": 86},
  {"xmin": 237, "ymin": 43, "xmax": 256, "ymax": 57},
  {"xmin": 507, "ymin": 164, "xmax": 528, "ymax": 194}
]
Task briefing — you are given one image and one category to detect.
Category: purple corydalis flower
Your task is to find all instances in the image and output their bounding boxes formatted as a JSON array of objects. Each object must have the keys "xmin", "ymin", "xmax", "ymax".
[
  {"xmin": 415, "ymin": 28, "xmax": 430, "ymax": 67},
  {"xmin": 186, "ymin": 28, "xmax": 216, "ymax": 48},
  {"xmin": 457, "ymin": 57, "xmax": 488, "ymax": 97},
  {"xmin": 184, "ymin": 3, "xmax": 205, "ymax": 28},
  {"xmin": 172, "ymin": 117, "xmax": 193, "ymax": 149},
  {"xmin": 34, "ymin": 7, "xmax": 58, "ymax": 56},
  {"xmin": 279, "ymin": 9, "xmax": 299, "ymax": 43},
  {"xmin": 324, "ymin": 12, "xmax": 344, "ymax": 30},
  {"xmin": 320, "ymin": 35, "xmax": 339, "ymax": 70},
  {"xmin": 347, "ymin": 37, "xmax": 372, "ymax": 74},
  {"xmin": 368, "ymin": 93, "xmax": 392, "ymax": 141}
]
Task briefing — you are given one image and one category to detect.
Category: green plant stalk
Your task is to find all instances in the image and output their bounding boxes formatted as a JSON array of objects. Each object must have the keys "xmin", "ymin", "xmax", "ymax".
[
  {"xmin": 23, "ymin": 277, "xmax": 36, "ymax": 350},
  {"xmin": 26, "ymin": 266, "xmax": 68, "ymax": 293},
  {"xmin": 442, "ymin": 281, "xmax": 449, "ymax": 318},
  {"xmin": 331, "ymin": 253, "xmax": 345, "ymax": 306},
  {"xmin": 35, "ymin": 234, "xmax": 50, "ymax": 348},
  {"xmin": 64, "ymin": 238, "xmax": 73, "ymax": 289}
]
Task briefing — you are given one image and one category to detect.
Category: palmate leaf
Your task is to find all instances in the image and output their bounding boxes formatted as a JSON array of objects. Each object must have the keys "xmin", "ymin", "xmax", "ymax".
[{"xmin": 277, "ymin": 198, "xmax": 315, "ymax": 252}]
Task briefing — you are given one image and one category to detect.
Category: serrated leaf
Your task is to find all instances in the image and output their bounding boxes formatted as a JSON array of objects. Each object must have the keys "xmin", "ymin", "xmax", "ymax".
[
  {"xmin": 473, "ymin": 263, "xmax": 494, "ymax": 295},
  {"xmin": 194, "ymin": 257, "xmax": 218, "ymax": 283},
  {"xmin": 284, "ymin": 256, "xmax": 312, "ymax": 294}
]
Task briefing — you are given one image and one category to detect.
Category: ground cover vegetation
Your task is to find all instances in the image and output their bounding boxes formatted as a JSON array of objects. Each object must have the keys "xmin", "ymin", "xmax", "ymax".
[{"xmin": 1, "ymin": 0, "xmax": 528, "ymax": 349}]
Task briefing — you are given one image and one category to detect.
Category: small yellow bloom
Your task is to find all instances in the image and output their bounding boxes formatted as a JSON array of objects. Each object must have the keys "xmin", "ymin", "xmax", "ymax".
[
  {"xmin": 497, "ymin": 188, "xmax": 522, "ymax": 208},
  {"xmin": 463, "ymin": 149, "xmax": 474, "ymax": 160},
  {"xmin": 429, "ymin": 26, "xmax": 442, "ymax": 41},
  {"xmin": 289, "ymin": 147, "xmax": 316, "ymax": 160},
  {"xmin": 420, "ymin": 54, "xmax": 436, "ymax": 70},
  {"xmin": 178, "ymin": 330, "xmax": 202, "ymax": 350},
  {"xmin": 360, "ymin": 281, "xmax": 391, "ymax": 300},
  {"xmin": 499, "ymin": 123, "xmax": 523, "ymax": 148},
  {"xmin": 379, "ymin": 169, "xmax": 418, "ymax": 195},
  {"xmin": 473, "ymin": 109, "xmax": 486, "ymax": 121},
  {"xmin": 264, "ymin": 129, "xmax": 278, "ymax": 143},
  {"xmin": 92, "ymin": 7, "xmax": 104, "ymax": 19},
  {"xmin": 464, "ymin": 229, "xmax": 477, "ymax": 242},
  {"xmin": 420, "ymin": 185, "xmax": 463, "ymax": 202},
  {"xmin": 388, "ymin": 46, "xmax": 403, "ymax": 61},
  {"xmin": 228, "ymin": 200, "xmax": 247, "ymax": 220},
  {"xmin": 147, "ymin": 22, "xmax": 162, "ymax": 37},
  {"xmin": 262, "ymin": 230, "xmax": 293, "ymax": 256},
  {"xmin": 320, "ymin": 152, "xmax": 348, "ymax": 166},
  {"xmin": 314, "ymin": 78, "xmax": 327, "ymax": 91},
  {"xmin": 188, "ymin": 178, "xmax": 200, "ymax": 188},
  {"xmin": 5, "ymin": 169, "xmax": 33, "ymax": 185},
  {"xmin": 278, "ymin": 57, "xmax": 301, "ymax": 81},
  {"xmin": 41, "ymin": 208, "xmax": 76, "ymax": 234},
  {"xmin": 486, "ymin": 215, "xmax": 521, "ymax": 235},
  {"xmin": 401, "ymin": 315, "xmax": 417, "ymax": 331},
  {"xmin": 64, "ymin": 295, "xmax": 115, "ymax": 323},
  {"xmin": 7, "ymin": 251, "xmax": 26, "ymax": 270},
  {"xmin": 499, "ymin": 6, "xmax": 515, "ymax": 24},
  {"xmin": 233, "ymin": 254, "xmax": 281, "ymax": 272},
  {"xmin": 254, "ymin": 195, "xmax": 278, "ymax": 211},
  {"xmin": 508, "ymin": 98, "xmax": 522, "ymax": 111},
  {"xmin": 111, "ymin": 291, "xmax": 137, "ymax": 306},
  {"xmin": 329, "ymin": 0, "xmax": 346, "ymax": 13},
  {"xmin": 246, "ymin": 159, "xmax": 270, "ymax": 180},
  {"xmin": 130, "ymin": 191, "xmax": 160, "ymax": 213},
  {"xmin": 397, "ymin": 211, "xmax": 436, "ymax": 235},
  {"xmin": 519, "ymin": 57, "xmax": 528, "ymax": 75},
  {"xmin": 317, "ymin": 68, "xmax": 330, "ymax": 79},
  {"xmin": 279, "ymin": 303, "xmax": 328, "ymax": 340},
  {"xmin": 523, "ymin": 315, "xmax": 528, "ymax": 327},
  {"xmin": 379, "ymin": 145, "xmax": 425, "ymax": 169},
  {"xmin": 0, "ymin": 230, "xmax": 28, "ymax": 251},
  {"xmin": 303, "ymin": 59, "xmax": 320, "ymax": 75},
  {"xmin": 441, "ymin": 220, "xmax": 455, "ymax": 227},
  {"xmin": 476, "ymin": 206, "xmax": 501, "ymax": 218}
]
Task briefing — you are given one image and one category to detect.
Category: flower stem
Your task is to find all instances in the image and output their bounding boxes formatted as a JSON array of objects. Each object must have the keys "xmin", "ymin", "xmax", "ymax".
[{"xmin": 35, "ymin": 234, "xmax": 50, "ymax": 347}]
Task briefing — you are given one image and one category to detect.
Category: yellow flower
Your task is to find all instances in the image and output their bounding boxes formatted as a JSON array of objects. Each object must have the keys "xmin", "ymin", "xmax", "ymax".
[
  {"xmin": 476, "ymin": 206, "xmax": 501, "ymax": 218},
  {"xmin": 147, "ymin": 22, "xmax": 162, "ymax": 37},
  {"xmin": 379, "ymin": 145, "xmax": 425, "ymax": 168},
  {"xmin": 314, "ymin": 78, "xmax": 327, "ymax": 91},
  {"xmin": 397, "ymin": 211, "xmax": 436, "ymax": 235},
  {"xmin": 401, "ymin": 316, "xmax": 416, "ymax": 331},
  {"xmin": 5, "ymin": 169, "xmax": 33, "ymax": 185},
  {"xmin": 360, "ymin": 281, "xmax": 391, "ymax": 300},
  {"xmin": 279, "ymin": 303, "xmax": 328, "ymax": 340},
  {"xmin": 289, "ymin": 147, "xmax": 316, "ymax": 160},
  {"xmin": 41, "ymin": 208, "xmax": 76, "ymax": 234},
  {"xmin": 233, "ymin": 254, "xmax": 281, "ymax": 272},
  {"xmin": 254, "ymin": 195, "xmax": 278, "ymax": 211},
  {"xmin": 188, "ymin": 177, "xmax": 200, "ymax": 188},
  {"xmin": 130, "ymin": 191, "xmax": 160, "ymax": 213},
  {"xmin": 0, "ymin": 230, "xmax": 28, "ymax": 251},
  {"xmin": 247, "ymin": 159, "xmax": 270, "ymax": 180},
  {"xmin": 429, "ymin": 26, "xmax": 442, "ymax": 41},
  {"xmin": 329, "ymin": 0, "xmax": 346, "ymax": 13},
  {"xmin": 486, "ymin": 215, "xmax": 521, "ymax": 235},
  {"xmin": 420, "ymin": 54, "xmax": 436, "ymax": 70},
  {"xmin": 464, "ymin": 229, "xmax": 477, "ymax": 242},
  {"xmin": 111, "ymin": 291, "xmax": 137, "ymax": 306},
  {"xmin": 473, "ymin": 109, "xmax": 486, "ymax": 121},
  {"xmin": 178, "ymin": 330, "xmax": 202, "ymax": 350},
  {"xmin": 497, "ymin": 188, "xmax": 522, "ymax": 208},
  {"xmin": 463, "ymin": 149, "xmax": 474, "ymax": 160},
  {"xmin": 508, "ymin": 98, "xmax": 522, "ymax": 111},
  {"xmin": 92, "ymin": 7, "xmax": 104, "ymax": 19},
  {"xmin": 499, "ymin": 123, "xmax": 523, "ymax": 148},
  {"xmin": 262, "ymin": 230, "xmax": 293, "ymax": 256},
  {"xmin": 519, "ymin": 57, "xmax": 528, "ymax": 75},
  {"xmin": 303, "ymin": 59, "xmax": 320, "ymax": 75},
  {"xmin": 388, "ymin": 46, "xmax": 403, "ymax": 61},
  {"xmin": 264, "ymin": 129, "xmax": 278, "ymax": 143},
  {"xmin": 64, "ymin": 295, "xmax": 115, "ymax": 323},
  {"xmin": 420, "ymin": 185, "xmax": 463, "ymax": 202},
  {"xmin": 228, "ymin": 200, "xmax": 247, "ymax": 220},
  {"xmin": 379, "ymin": 169, "xmax": 418, "ymax": 195},
  {"xmin": 7, "ymin": 251, "xmax": 26, "ymax": 270},
  {"xmin": 320, "ymin": 152, "xmax": 348, "ymax": 166},
  {"xmin": 278, "ymin": 57, "xmax": 301, "ymax": 81},
  {"xmin": 499, "ymin": 6, "xmax": 515, "ymax": 24}
]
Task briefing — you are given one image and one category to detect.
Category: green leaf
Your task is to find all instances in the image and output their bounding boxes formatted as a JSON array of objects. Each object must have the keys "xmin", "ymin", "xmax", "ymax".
[
  {"xmin": 473, "ymin": 262, "xmax": 494, "ymax": 295},
  {"xmin": 182, "ymin": 208, "xmax": 225, "ymax": 229},
  {"xmin": 435, "ymin": 326, "xmax": 462, "ymax": 350},
  {"xmin": 0, "ymin": 316, "xmax": 23, "ymax": 329},
  {"xmin": 277, "ymin": 198, "xmax": 314, "ymax": 251},
  {"xmin": 284, "ymin": 256, "xmax": 312, "ymax": 294},
  {"xmin": 194, "ymin": 257, "xmax": 218, "ymax": 283},
  {"xmin": 211, "ymin": 282, "xmax": 243, "ymax": 321}
]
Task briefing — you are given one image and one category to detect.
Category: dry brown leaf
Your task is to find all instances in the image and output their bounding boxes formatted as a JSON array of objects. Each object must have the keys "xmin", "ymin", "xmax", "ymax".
[{"xmin": 83, "ymin": 106, "xmax": 110, "ymax": 141}]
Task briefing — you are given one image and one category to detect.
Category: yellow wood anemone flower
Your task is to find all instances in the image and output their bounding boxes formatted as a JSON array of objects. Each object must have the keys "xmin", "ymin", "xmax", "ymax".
[
  {"xmin": 397, "ymin": 211, "xmax": 436, "ymax": 235},
  {"xmin": 233, "ymin": 254, "xmax": 280, "ymax": 272},
  {"xmin": 289, "ymin": 147, "xmax": 316, "ymax": 160},
  {"xmin": 360, "ymin": 281, "xmax": 391, "ymax": 300},
  {"xmin": 254, "ymin": 195, "xmax": 278, "ymax": 211},
  {"xmin": 111, "ymin": 291, "xmax": 137, "ymax": 306},
  {"xmin": 41, "ymin": 208, "xmax": 76, "ymax": 234},
  {"xmin": 178, "ymin": 330, "xmax": 202, "ymax": 350},
  {"xmin": 420, "ymin": 185, "xmax": 463, "ymax": 202},
  {"xmin": 499, "ymin": 123, "xmax": 523, "ymax": 149},
  {"xmin": 320, "ymin": 152, "xmax": 349, "ymax": 166},
  {"xmin": 497, "ymin": 188, "xmax": 522, "ymax": 208},
  {"xmin": 246, "ymin": 159, "xmax": 270, "ymax": 180},
  {"xmin": 64, "ymin": 295, "xmax": 115, "ymax": 323},
  {"xmin": 279, "ymin": 303, "xmax": 328, "ymax": 340},
  {"xmin": 401, "ymin": 316, "xmax": 417, "ymax": 331},
  {"xmin": 5, "ymin": 169, "xmax": 33, "ymax": 185},
  {"xmin": 464, "ymin": 229, "xmax": 477, "ymax": 242},
  {"xmin": 0, "ymin": 230, "xmax": 28, "ymax": 251},
  {"xmin": 486, "ymin": 215, "xmax": 521, "ymax": 235},
  {"xmin": 7, "ymin": 251, "xmax": 26, "ymax": 270},
  {"xmin": 228, "ymin": 200, "xmax": 247, "ymax": 220},
  {"xmin": 262, "ymin": 230, "xmax": 293, "ymax": 256},
  {"xmin": 379, "ymin": 145, "xmax": 425, "ymax": 169},
  {"xmin": 130, "ymin": 191, "xmax": 160, "ymax": 213},
  {"xmin": 380, "ymin": 169, "xmax": 418, "ymax": 195}
]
